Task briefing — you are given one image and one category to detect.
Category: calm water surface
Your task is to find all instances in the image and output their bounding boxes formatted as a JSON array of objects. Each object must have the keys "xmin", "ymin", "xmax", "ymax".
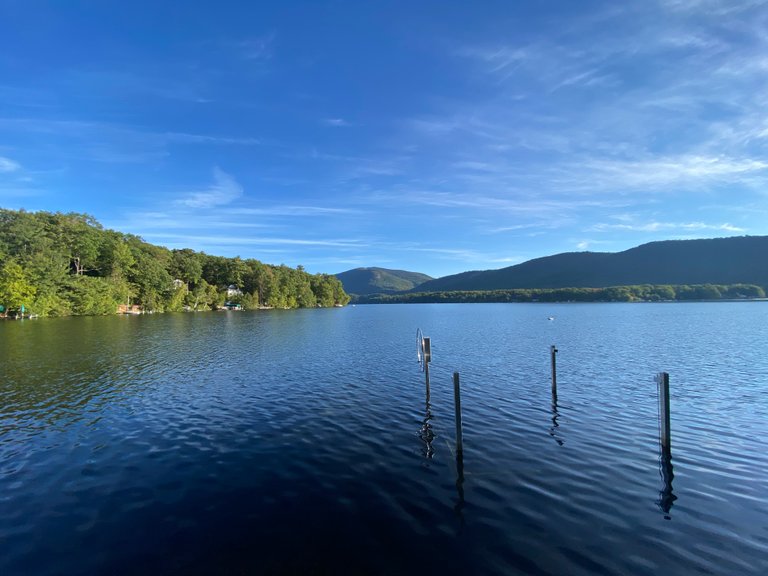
[{"xmin": 1, "ymin": 303, "xmax": 767, "ymax": 575}]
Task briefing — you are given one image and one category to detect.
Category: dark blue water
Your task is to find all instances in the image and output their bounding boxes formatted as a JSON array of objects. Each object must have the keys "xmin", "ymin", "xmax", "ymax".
[{"xmin": 1, "ymin": 303, "xmax": 767, "ymax": 575}]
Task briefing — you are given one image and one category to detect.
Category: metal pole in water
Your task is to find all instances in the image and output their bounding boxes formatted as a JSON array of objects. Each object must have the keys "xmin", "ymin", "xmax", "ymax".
[
  {"xmin": 657, "ymin": 372, "xmax": 671, "ymax": 455},
  {"xmin": 453, "ymin": 372, "xmax": 464, "ymax": 455},
  {"xmin": 550, "ymin": 345, "xmax": 558, "ymax": 397}
]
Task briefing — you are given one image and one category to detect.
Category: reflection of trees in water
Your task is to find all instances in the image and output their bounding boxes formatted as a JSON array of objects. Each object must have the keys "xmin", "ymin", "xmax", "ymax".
[{"xmin": 1, "ymin": 316, "xmax": 173, "ymax": 433}]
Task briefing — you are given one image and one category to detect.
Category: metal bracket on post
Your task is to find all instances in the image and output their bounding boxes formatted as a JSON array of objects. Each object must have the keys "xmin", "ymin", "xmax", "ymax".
[{"xmin": 417, "ymin": 329, "xmax": 432, "ymax": 394}]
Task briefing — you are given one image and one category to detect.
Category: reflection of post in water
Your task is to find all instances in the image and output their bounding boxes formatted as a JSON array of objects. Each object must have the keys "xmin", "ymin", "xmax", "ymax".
[
  {"xmin": 549, "ymin": 399, "xmax": 564, "ymax": 446},
  {"xmin": 454, "ymin": 449, "xmax": 465, "ymax": 525},
  {"xmin": 419, "ymin": 384, "xmax": 435, "ymax": 459},
  {"xmin": 655, "ymin": 372, "xmax": 676, "ymax": 518},
  {"xmin": 416, "ymin": 330, "xmax": 434, "ymax": 459},
  {"xmin": 657, "ymin": 452, "xmax": 677, "ymax": 519}
]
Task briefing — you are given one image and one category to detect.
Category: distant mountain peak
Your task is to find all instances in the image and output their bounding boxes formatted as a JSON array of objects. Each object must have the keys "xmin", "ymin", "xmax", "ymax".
[{"xmin": 335, "ymin": 267, "xmax": 433, "ymax": 295}]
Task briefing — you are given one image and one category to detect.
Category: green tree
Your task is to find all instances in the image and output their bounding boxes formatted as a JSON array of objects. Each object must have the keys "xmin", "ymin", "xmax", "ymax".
[
  {"xmin": 66, "ymin": 276, "xmax": 123, "ymax": 315},
  {"xmin": 166, "ymin": 284, "xmax": 189, "ymax": 312},
  {"xmin": 311, "ymin": 274, "xmax": 335, "ymax": 307},
  {"xmin": 170, "ymin": 249, "xmax": 203, "ymax": 287},
  {"xmin": 47, "ymin": 212, "xmax": 104, "ymax": 275},
  {"xmin": 202, "ymin": 254, "xmax": 230, "ymax": 287},
  {"xmin": 128, "ymin": 251, "xmax": 173, "ymax": 311},
  {"xmin": 0, "ymin": 259, "xmax": 37, "ymax": 312},
  {"xmin": 104, "ymin": 237, "xmax": 136, "ymax": 281}
]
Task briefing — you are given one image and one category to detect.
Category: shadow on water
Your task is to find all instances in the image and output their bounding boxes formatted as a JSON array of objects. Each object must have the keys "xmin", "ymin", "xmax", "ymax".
[
  {"xmin": 549, "ymin": 397, "xmax": 564, "ymax": 446},
  {"xmin": 657, "ymin": 452, "xmax": 677, "ymax": 519}
]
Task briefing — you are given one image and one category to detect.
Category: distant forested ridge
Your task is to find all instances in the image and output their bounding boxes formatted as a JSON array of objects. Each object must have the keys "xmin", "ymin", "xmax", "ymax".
[
  {"xmin": 0, "ymin": 208, "xmax": 350, "ymax": 317},
  {"xmin": 357, "ymin": 284, "xmax": 766, "ymax": 304},
  {"xmin": 335, "ymin": 267, "xmax": 432, "ymax": 295},
  {"xmin": 414, "ymin": 236, "xmax": 768, "ymax": 293}
]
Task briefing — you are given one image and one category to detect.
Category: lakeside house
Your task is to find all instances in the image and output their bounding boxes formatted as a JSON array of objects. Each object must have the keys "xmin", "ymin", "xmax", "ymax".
[
  {"xmin": 226, "ymin": 285, "xmax": 243, "ymax": 297},
  {"xmin": 117, "ymin": 304, "xmax": 143, "ymax": 315}
]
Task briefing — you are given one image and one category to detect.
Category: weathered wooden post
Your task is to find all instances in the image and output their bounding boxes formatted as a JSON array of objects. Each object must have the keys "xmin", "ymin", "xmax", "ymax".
[
  {"xmin": 550, "ymin": 345, "xmax": 558, "ymax": 398},
  {"xmin": 453, "ymin": 372, "xmax": 464, "ymax": 455},
  {"xmin": 656, "ymin": 372, "xmax": 671, "ymax": 456},
  {"xmin": 423, "ymin": 336, "xmax": 432, "ymax": 395}
]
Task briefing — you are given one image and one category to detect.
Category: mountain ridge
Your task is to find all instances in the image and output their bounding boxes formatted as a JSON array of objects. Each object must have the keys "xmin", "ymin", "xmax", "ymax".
[{"xmin": 414, "ymin": 236, "xmax": 768, "ymax": 292}]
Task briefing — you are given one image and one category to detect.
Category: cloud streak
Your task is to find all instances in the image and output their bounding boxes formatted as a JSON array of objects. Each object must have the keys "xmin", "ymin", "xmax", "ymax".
[
  {"xmin": 590, "ymin": 221, "xmax": 745, "ymax": 233},
  {"xmin": 0, "ymin": 156, "xmax": 20, "ymax": 172},
  {"xmin": 322, "ymin": 118, "xmax": 350, "ymax": 127},
  {"xmin": 179, "ymin": 167, "xmax": 243, "ymax": 208}
]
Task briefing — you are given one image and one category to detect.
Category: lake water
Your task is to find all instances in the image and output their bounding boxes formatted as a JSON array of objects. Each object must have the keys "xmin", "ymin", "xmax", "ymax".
[{"xmin": 1, "ymin": 303, "xmax": 767, "ymax": 575}]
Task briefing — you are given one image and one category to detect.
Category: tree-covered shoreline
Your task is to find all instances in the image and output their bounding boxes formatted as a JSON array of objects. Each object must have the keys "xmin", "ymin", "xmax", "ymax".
[
  {"xmin": 0, "ymin": 208, "xmax": 350, "ymax": 318},
  {"xmin": 354, "ymin": 284, "xmax": 766, "ymax": 304}
]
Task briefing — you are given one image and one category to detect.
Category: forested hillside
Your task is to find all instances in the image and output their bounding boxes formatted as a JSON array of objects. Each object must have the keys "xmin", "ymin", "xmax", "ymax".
[
  {"xmin": 335, "ymin": 267, "xmax": 432, "ymax": 295},
  {"xmin": 0, "ymin": 209, "xmax": 349, "ymax": 317},
  {"xmin": 415, "ymin": 236, "xmax": 768, "ymax": 292},
  {"xmin": 358, "ymin": 283, "xmax": 766, "ymax": 304}
]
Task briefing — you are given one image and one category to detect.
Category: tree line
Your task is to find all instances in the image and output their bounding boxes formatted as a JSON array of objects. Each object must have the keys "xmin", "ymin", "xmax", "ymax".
[
  {"xmin": 0, "ymin": 209, "xmax": 350, "ymax": 317},
  {"xmin": 356, "ymin": 283, "xmax": 766, "ymax": 304}
]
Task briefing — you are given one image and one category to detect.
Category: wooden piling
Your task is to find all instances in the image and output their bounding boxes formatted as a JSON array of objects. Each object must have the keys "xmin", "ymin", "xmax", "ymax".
[
  {"xmin": 657, "ymin": 372, "xmax": 671, "ymax": 455},
  {"xmin": 550, "ymin": 345, "xmax": 558, "ymax": 397},
  {"xmin": 453, "ymin": 372, "xmax": 464, "ymax": 454}
]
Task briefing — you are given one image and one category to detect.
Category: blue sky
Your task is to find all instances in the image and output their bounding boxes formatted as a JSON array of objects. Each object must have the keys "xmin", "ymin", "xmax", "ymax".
[{"xmin": 1, "ymin": 0, "xmax": 767, "ymax": 278}]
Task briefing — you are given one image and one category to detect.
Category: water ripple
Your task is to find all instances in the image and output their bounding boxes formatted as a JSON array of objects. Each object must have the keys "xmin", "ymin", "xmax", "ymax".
[{"xmin": 1, "ymin": 304, "xmax": 768, "ymax": 575}]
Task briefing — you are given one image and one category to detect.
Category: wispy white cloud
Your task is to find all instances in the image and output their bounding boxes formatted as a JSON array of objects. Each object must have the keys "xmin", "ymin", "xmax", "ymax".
[
  {"xmin": 574, "ymin": 239, "xmax": 618, "ymax": 251},
  {"xmin": 237, "ymin": 33, "xmax": 276, "ymax": 60},
  {"xmin": 578, "ymin": 155, "xmax": 768, "ymax": 190},
  {"xmin": 459, "ymin": 45, "xmax": 532, "ymax": 77},
  {"xmin": 0, "ymin": 117, "xmax": 265, "ymax": 167},
  {"xmin": 590, "ymin": 221, "xmax": 745, "ymax": 233},
  {"xmin": 549, "ymin": 68, "xmax": 617, "ymax": 92},
  {"xmin": 380, "ymin": 189, "xmax": 630, "ymax": 214},
  {"xmin": 487, "ymin": 256, "xmax": 526, "ymax": 265},
  {"xmin": 0, "ymin": 156, "xmax": 21, "ymax": 172},
  {"xmin": 179, "ymin": 167, "xmax": 243, "ymax": 208},
  {"xmin": 227, "ymin": 205, "xmax": 362, "ymax": 217},
  {"xmin": 322, "ymin": 118, "xmax": 350, "ymax": 127},
  {"xmin": 164, "ymin": 132, "xmax": 261, "ymax": 145},
  {"xmin": 144, "ymin": 233, "xmax": 367, "ymax": 248},
  {"xmin": 662, "ymin": 0, "xmax": 768, "ymax": 16},
  {"xmin": 483, "ymin": 223, "xmax": 549, "ymax": 234}
]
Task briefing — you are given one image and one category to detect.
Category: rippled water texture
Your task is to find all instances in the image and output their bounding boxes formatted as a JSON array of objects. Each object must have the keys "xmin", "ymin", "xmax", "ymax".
[{"xmin": 2, "ymin": 303, "xmax": 767, "ymax": 575}]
